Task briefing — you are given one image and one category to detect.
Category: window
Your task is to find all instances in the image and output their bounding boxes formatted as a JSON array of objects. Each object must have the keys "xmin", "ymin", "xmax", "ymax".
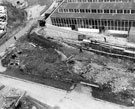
[
  {"xmin": 93, "ymin": 0, "xmax": 98, "ymax": 2},
  {"xmin": 95, "ymin": 20, "xmax": 98, "ymax": 29},
  {"xmin": 86, "ymin": 19, "xmax": 89, "ymax": 26},
  {"xmin": 77, "ymin": 18, "xmax": 82, "ymax": 28},
  {"xmin": 80, "ymin": 9, "xmax": 85, "ymax": 13},
  {"xmin": 110, "ymin": 0, "xmax": 115, "ymax": 2},
  {"xmin": 98, "ymin": 20, "xmax": 101, "ymax": 27},
  {"xmin": 69, "ymin": 9, "xmax": 74, "ymax": 12},
  {"xmin": 117, "ymin": 10, "xmax": 123, "ymax": 14},
  {"xmin": 117, "ymin": 20, "xmax": 121, "ymax": 30},
  {"xmin": 51, "ymin": 18, "xmax": 54, "ymax": 24},
  {"xmin": 98, "ymin": 9, "xmax": 103, "ymax": 13},
  {"xmin": 64, "ymin": 9, "xmax": 68, "ymax": 13},
  {"xmin": 114, "ymin": 20, "xmax": 118, "ymax": 30},
  {"xmin": 104, "ymin": 9, "xmax": 109, "ymax": 13},
  {"xmin": 88, "ymin": 0, "xmax": 92, "ymax": 2},
  {"xmin": 73, "ymin": 18, "xmax": 77, "ymax": 24},
  {"xmin": 83, "ymin": 0, "xmax": 87, "ymax": 2},
  {"xmin": 133, "ymin": 21, "xmax": 135, "ymax": 27},
  {"xmin": 91, "ymin": 19, "xmax": 94, "ymax": 27},
  {"xmin": 61, "ymin": 18, "xmax": 63, "ymax": 24},
  {"xmin": 63, "ymin": 18, "xmax": 66, "ymax": 25},
  {"xmin": 71, "ymin": 0, "xmax": 77, "ymax": 2},
  {"xmin": 110, "ymin": 10, "xmax": 116, "ymax": 14},
  {"xmin": 86, "ymin": 9, "xmax": 91, "ymax": 13},
  {"xmin": 124, "ymin": 10, "xmax": 130, "ymax": 14},
  {"xmin": 59, "ymin": 8, "xmax": 135, "ymax": 15},
  {"xmin": 111, "ymin": 20, "xmax": 114, "ymax": 30},
  {"xmin": 58, "ymin": 9, "xmax": 63, "ymax": 13},
  {"xmin": 92, "ymin": 9, "xmax": 97, "ymax": 13},
  {"xmin": 104, "ymin": 20, "xmax": 107, "ymax": 26},
  {"xmin": 105, "ymin": 0, "xmax": 110, "ymax": 2},
  {"xmin": 74, "ymin": 9, "xmax": 79, "ymax": 13},
  {"xmin": 89, "ymin": 19, "xmax": 92, "ymax": 26},
  {"xmin": 131, "ymin": 10, "xmax": 135, "ymax": 14},
  {"xmin": 99, "ymin": 0, "xmax": 103, "ymax": 1}
]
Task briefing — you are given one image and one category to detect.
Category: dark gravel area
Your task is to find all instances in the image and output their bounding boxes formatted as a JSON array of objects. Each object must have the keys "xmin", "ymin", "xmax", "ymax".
[{"xmin": 1, "ymin": 68, "xmax": 72, "ymax": 91}]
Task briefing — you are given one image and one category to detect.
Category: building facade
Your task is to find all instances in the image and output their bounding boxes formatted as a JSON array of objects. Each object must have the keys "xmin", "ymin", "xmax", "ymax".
[{"xmin": 50, "ymin": 0, "xmax": 135, "ymax": 33}]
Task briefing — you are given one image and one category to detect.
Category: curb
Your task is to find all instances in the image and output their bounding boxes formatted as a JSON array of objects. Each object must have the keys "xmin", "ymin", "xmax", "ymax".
[{"xmin": 0, "ymin": 74, "xmax": 67, "ymax": 92}]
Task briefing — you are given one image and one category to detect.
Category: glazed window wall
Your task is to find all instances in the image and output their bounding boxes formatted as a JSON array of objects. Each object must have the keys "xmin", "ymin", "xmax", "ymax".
[
  {"xmin": 58, "ymin": 8, "xmax": 135, "ymax": 14},
  {"xmin": 51, "ymin": 17, "xmax": 135, "ymax": 31}
]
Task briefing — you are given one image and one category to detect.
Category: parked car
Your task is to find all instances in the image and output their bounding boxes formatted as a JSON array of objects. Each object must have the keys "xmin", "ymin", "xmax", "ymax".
[{"xmin": 0, "ymin": 6, "xmax": 7, "ymax": 38}]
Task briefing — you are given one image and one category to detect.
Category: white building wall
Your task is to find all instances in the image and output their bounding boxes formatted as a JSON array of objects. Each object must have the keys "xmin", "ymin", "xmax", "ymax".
[{"xmin": 59, "ymin": 27, "xmax": 128, "ymax": 35}]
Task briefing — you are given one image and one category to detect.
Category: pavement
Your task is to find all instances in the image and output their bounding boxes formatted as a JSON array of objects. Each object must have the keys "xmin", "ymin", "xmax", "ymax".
[
  {"xmin": 0, "ymin": 74, "xmax": 133, "ymax": 109},
  {"xmin": 41, "ymin": 24, "xmax": 130, "ymax": 48}
]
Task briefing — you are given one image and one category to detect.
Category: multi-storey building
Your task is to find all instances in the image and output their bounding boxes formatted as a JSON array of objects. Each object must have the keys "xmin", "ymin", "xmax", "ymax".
[{"xmin": 50, "ymin": 0, "xmax": 135, "ymax": 34}]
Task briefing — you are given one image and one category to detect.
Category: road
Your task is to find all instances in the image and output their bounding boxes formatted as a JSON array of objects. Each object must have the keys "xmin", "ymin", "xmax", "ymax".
[
  {"xmin": 0, "ymin": 74, "xmax": 132, "ymax": 109},
  {"xmin": 0, "ymin": 19, "xmax": 37, "ymax": 53}
]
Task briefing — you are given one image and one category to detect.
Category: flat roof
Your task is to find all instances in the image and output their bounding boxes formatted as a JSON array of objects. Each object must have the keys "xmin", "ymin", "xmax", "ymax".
[
  {"xmin": 60, "ymin": 2, "xmax": 135, "ymax": 10},
  {"xmin": 51, "ymin": 13, "xmax": 135, "ymax": 20},
  {"xmin": 51, "ymin": 2, "xmax": 135, "ymax": 20}
]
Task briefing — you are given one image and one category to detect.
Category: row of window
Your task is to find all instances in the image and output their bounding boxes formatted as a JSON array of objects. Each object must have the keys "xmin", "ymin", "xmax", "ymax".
[
  {"xmin": 51, "ymin": 17, "xmax": 135, "ymax": 31},
  {"xmin": 58, "ymin": 8, "xmax": 135, "ymax": 14},
  {"xmin": 67, "ymin": 0, "xmax": 132, "ymax": 2}
]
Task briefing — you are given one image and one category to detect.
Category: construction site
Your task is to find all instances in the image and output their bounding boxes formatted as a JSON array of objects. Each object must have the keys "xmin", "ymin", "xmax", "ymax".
[
  {"xmin": 1, "ymin": 0, "xmax": 135, "ymax": 109},
  {"xmin": 0, "ymin": 82, "xmax": 57, "ymax": 109}
]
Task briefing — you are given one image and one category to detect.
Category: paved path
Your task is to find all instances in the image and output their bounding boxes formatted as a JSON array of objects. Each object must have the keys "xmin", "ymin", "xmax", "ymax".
[{"xmin": 0, "ymin": 74, "xmax": 131, "ymax": 109}]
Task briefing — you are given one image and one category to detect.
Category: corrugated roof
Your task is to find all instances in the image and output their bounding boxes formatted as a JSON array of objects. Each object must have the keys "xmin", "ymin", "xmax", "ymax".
[{"xmin": 51, "ymin": 2, "xmax": 135, "ymax": 20}]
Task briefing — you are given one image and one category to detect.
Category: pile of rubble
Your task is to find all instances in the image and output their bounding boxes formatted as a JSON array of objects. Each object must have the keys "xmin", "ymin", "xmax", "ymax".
[
  {"xmin": 2, "ymin": 89, "xmax": 26, "ymax": 109},
  {"xmin": 0, "ymin": 83, "xmax": 53, "ymax": 109},
  {"xmin": 80, "ymin": 59, "xmax": 135, "ymax": 93}
]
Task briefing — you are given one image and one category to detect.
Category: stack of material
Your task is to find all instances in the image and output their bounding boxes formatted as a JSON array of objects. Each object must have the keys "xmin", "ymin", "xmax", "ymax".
[{"xmin": 2, "ymin": 88, "xmax": 26, "ymax": 109}]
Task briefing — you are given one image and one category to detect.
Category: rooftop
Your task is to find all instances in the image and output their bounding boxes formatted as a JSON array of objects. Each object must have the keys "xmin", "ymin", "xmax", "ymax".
[{"xmin": 51, "ymin": 2, "xmax": 135, "ymax": 20}]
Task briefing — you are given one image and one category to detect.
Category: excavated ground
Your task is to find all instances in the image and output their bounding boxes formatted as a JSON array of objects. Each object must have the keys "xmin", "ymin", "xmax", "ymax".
[{"xmin": 1, "ymin": 33, "xmax": 135, "ymax": 106}]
